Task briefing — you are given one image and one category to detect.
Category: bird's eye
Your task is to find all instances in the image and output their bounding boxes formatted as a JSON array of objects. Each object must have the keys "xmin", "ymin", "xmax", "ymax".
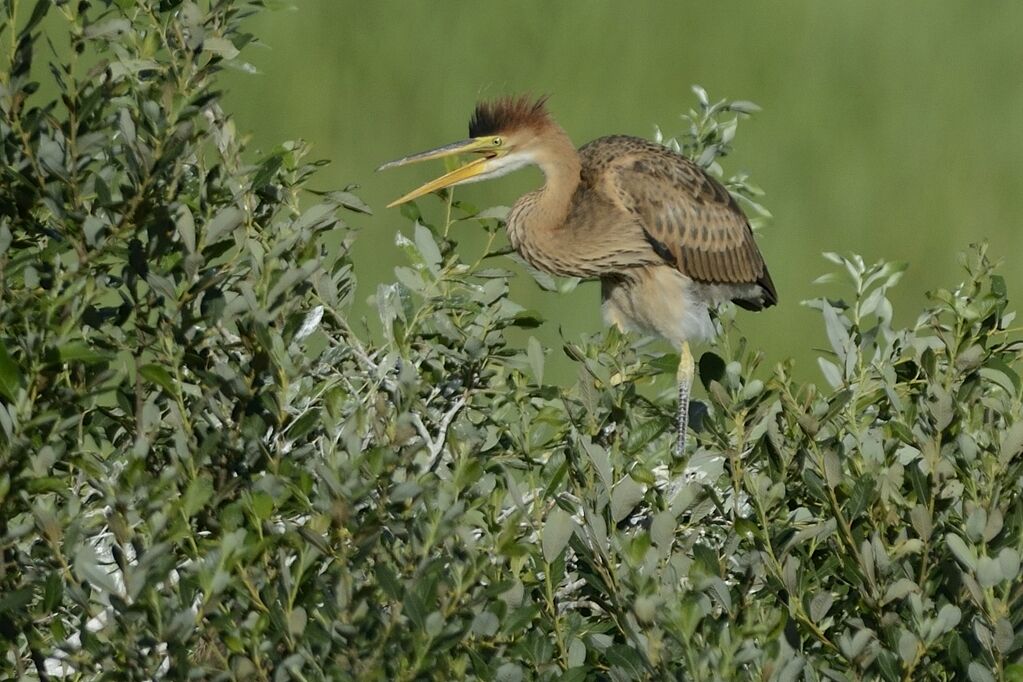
[{"xmin": 492, "ymin": 137, "xmax": 502, "ymax": 146}]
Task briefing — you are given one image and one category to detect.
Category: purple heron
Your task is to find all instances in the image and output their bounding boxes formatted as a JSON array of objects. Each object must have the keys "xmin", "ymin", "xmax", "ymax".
[{"xmin": 379, "ymin": 96, "xmax": 776, "ymax": 455}]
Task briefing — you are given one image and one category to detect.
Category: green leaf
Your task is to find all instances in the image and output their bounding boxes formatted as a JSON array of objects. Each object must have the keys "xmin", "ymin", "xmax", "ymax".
[
  {"xmin": 993, "ymin": 618, "xmax": 1014, "ymax": 654},
  {"xmin": 980, "ymin": 361, "xmax": 1020, "ymax": 396},
  {"xmin": 248, "ymin": 491, "xmax": 275, "ymax": 521},
  {"xmin": 777, "ymin": 656, "xmax": 804, "ymax": 682},
  {"xmin": 0, "ymin": 343, "xmax": 22, "ymax": 401},
  {"xmin": 897, "ymin": 629, "xmax": 919, "ymax": 663},
  {"xmin": 910, "ymin": 505, "xmax": 933, "ymax": 538},
  {"xmin": 728, "ymin": 100, "xmax": 762, "ymax": 114},
  {"xmin": 965, "ymin": 508, "xmax": 987, "ymax": 542},
  {"xmin": 813, "ymin": 272, "xmax": 842, "ymax": 285},
  {"xmin": 969, "ymin": 663, "xmax": 996, "ymax": 682},
  {"xmin": 73, "ymin": 544, "xmax": 119, "ymax": 594},
  {"xmin": 882, "ymin": 578, "xmax": 917, "ymax": 605},
  {"xmin": 294, "ymin": 305, "xmax": 323, "ymax": 341},
  {"xmin": 998, "ymin": 548, "xmax": 1020, "ymax": 581},
  {"xmin": 605, "ymin": 644, "xmax": 647, "ymax": 679},
  {"xmin": 501, "ymin": 605, "xmax": 538, "ymax": 635},
  {"xmin": 20, "ymin": 0, "xmax": 52, "ymax": 39},
  {"xmin": 83, "ymin": 215, "xmax": 105, "ymax": 246},
  {"xmin": 1000, "ymin": 421, "xmax": 1023, "ymax": 465},
  {"xmin": 820, "ymin": 303, "xmax": 850, "ymax": 362},
  {"xmin": 333, "ymin": 190, "xmax": 373, "ymax": 214},
  {"xmin": 650, "ymin": 511, "xmax": 676, "ymax": 548},
  {"xmin": 203, "ymin": 36, "xmax": 240, "ymax": 60},
  {"xmin": 470, "ymin": 611, "xmax": 499, "ymax": 637},
  {"xmin": 58, "ymin": 342, "xmax": 111, "ymax": 364},
  {"xmin": 809, "ymin": 591, "xmax": 833, "ymax": 622},
  {"xmin": 510, "ymin": 253, "xmax": 559, "ymax": 291},
  {"xmin": 933, "ymin": 604, "xmax": 961, "ymax": 636},
  {"xmin": 625, "ymin": 417, "xmax": 665, "ymax": 454},
  {"xmin": 287, "ymin": 606, "xmax": 308, "ymax": 637},
  {"xmin": 583, "ymin": 438, "xmax": 612, "ymax": 493},
  {"xmin": 691, "ymin": 84, "xmax": 709, "ymax": 107},
  {"xmin": 840, "ymin": 629, "xmax": 873, "ymax": 659},
  {"xmin": 375, "ymin": 565, "xmax": 402, "ymax": 601},
  {"xmin": 567, "ymin": 638, "xmax": 587, "ymax": 668},
  {"xmin": 465, "ymin": 205, "xmax": 510, "ymax": 222},
  {"xmin": 183, "ymin": 475, "xmax": 214, "ymax": 517},
  {"xmin": 176, "ymin": 205, "xmax": 196, "ymax": 253},
  {"xmin": 84, "ymin": 18, "xmax": 131, "ymax": 39},
  {"xmin": 294, "ymin": 202, "xmax": 338, "ymax": 232},
  {"xmin": 118, "ymin": 109, "xmax": 136, "ymax": 146},
  {"xmin": 139, "ymin": 364, "xmax": 178, "ymax": 395},
  {"xmin": 206, "ymin": 206, "xmax": 244, "ymax": 245},
  {"xmin": 845, "ymin": 475, "xmax": 874, "ymax": 518},
  {"xmin": 783, "ymin": 520, "xmax": 836, "ymax": 553},
  {"xmin": 526, "ymin": 336, "xmax": 544, "ymax": 385},
  {"xmin": 818, "ymin": 357, "xmax": 842, "ymax": 389},
  {"xmin": 414, "ymin": 221, "xmax": 442, "ymax": 270},
  {"xmin": 495, "ymin": 663, "xmax": 523, "ymax": 682},
  {"xmin": 823, "ymin": 449, "xmax": 842, "ymax": 487},
  {"xmin": 610, "ymin": 476, "xmax": 645, "ymax": 523},
  {"xmin": 42, "ymin": 572, "xmax": 63, "ymax": 612},
  {"xmin": 946, "ymin": 533, "xmax": 976, "ymax": 570},
  {"xmin": 509, "ymin": 309, "xmax": 544, "ymax": 328},
  {"xmin": 542, "ymin": 507, "xmax": 575, "ymax": 562},
  {"xmin": 976, "ymin": 557, "xmax": 1002, "ymax": 587}
]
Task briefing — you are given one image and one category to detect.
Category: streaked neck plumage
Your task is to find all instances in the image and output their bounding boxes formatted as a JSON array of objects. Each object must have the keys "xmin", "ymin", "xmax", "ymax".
[{"xmin": 507, "ymin": 124, "xmax": 582, "ymax": 250}]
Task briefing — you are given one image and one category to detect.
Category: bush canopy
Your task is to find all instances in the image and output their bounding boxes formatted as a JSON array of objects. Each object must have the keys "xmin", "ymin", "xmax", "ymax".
[{"xmin": 1, "ymin": 2, "xmax": 1020, "ymax": 680}]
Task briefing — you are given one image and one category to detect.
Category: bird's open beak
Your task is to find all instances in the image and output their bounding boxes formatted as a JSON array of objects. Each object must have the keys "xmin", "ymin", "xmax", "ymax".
[{"xmin": 377, "ymin": 137, "xmax": 503, "ymax": 208}]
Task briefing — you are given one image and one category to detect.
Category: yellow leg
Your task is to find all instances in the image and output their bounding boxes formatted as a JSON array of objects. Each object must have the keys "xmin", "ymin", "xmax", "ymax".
[{"xmin": 676, "ymin": 342, "xmax": 694, "ymax": 457}]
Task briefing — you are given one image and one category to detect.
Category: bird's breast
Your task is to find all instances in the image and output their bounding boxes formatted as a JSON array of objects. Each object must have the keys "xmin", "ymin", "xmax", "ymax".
[
  {"xmin": 509, "ymin": 227, "xmax": 630, "ymax": 279},
  {"xmin": 507, "ymin": 200, "xmax": 596, "ymax": 278},
  {"xmin": 507, "ymin": 188, "xmax": 650, "ymax": 279},
  {"xmin": 601, "ymin": 266, "xmax": 752, "ymax": 347}
]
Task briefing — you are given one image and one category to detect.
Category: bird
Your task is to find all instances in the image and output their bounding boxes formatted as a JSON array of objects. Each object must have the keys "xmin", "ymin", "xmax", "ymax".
[{"xmin": 378, "ymin": 95, "xmax": 776, "ymax": 456}]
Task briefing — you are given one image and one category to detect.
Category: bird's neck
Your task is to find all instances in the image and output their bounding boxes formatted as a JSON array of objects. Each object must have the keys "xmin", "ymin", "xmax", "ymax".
[
  {"xmin": 534, "ymin": 126, "xmax": 581, "ymax": 224},
  {"xmin": 509, "ymin": 126, "xmax": 581, "ymax": 250}
]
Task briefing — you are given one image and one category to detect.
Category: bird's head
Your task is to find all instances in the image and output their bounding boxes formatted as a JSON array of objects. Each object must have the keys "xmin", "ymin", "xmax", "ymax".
[{"xmin": 378, "ymin": 95, "xmax": 552, "ymax": 208}]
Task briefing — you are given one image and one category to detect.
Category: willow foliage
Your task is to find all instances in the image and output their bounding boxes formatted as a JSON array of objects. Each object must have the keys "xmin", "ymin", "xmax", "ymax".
[{"xmin": 1, "ymin": 2, "xmax": 1021, "ymax": 680}]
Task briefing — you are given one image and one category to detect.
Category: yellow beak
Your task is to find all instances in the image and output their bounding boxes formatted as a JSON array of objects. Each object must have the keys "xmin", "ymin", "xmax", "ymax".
[{"xmin": 377, "ymin": 137, "xmax": 503, "ymax": 208}]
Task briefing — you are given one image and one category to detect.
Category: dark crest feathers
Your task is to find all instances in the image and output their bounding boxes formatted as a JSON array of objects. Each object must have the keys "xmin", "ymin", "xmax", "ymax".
[{"xmin": 469, "ymin": 95, "xmax": 551, "ymax": 137}]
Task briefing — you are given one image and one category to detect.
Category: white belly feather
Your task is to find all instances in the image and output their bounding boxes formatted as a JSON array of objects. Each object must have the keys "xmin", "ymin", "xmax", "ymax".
[{"xmin": 601, "ymin": 266, "xmax": 758, "ymax": 348}]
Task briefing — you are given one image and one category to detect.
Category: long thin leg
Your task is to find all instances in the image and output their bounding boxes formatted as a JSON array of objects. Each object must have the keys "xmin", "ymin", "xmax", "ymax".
[{"xmin": 676, "ymin": 341, "xmax": 694, "ymax": 457}]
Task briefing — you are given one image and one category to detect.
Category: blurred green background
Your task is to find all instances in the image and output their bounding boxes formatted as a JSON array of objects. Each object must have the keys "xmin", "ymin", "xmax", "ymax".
[{"xmin": 223, "ymin": 1, "xmax": 1023, "ymax": 382}]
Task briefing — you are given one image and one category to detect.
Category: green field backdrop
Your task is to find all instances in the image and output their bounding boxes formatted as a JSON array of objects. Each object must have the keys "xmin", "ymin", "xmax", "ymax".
[{"xmin": 223, "ymin": 1, "xmax": 1023, "ymax": 382}]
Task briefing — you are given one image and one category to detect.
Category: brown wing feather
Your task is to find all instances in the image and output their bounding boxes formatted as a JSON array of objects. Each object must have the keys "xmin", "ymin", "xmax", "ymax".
[{"xmin": 587, "ymin": 135, "xmax": 776, "ymax": 306}]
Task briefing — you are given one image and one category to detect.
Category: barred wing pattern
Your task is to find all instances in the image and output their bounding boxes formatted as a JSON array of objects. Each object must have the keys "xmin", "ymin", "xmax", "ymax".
[{"xmin": 588, "ymin": 136, "xmax": 776, "ymax": 307}]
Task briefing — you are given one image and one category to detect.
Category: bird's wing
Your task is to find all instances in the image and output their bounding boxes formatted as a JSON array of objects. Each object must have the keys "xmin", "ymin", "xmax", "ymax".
[{"xmin": 602, "ymin": 138, "xmax": 775, "ymax": 298}]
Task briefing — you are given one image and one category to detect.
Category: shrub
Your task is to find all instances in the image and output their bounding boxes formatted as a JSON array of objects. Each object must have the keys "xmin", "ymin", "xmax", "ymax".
[{"xmin": 1, "ymin": 2, "xmax": 1020, "ymax": 680}]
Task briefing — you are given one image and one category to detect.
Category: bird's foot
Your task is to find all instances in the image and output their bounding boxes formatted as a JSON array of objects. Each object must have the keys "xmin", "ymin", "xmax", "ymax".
[
  {"xmin": 675, "ymin": 342, "xmax": 694, "ymax": 458},
  {"xmin": 675, "ymin": 380, "xmax": 690, "ymax": 457}
]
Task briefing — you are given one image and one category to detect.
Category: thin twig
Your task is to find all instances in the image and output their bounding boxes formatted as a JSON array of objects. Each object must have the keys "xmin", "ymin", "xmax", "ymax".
[{"xmin": 410, "ymin": 394, "xmax": 468, "ymax": 471}]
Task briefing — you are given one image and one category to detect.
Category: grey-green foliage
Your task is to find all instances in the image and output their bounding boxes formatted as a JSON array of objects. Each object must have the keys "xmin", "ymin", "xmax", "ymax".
[
  {"xmin": 1, "ymin": 0, "xmax": 362, "ymax": 677},
  {"xmin": 2, "ymin": 2, "xmax": 1022, "ymax": 681}
]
